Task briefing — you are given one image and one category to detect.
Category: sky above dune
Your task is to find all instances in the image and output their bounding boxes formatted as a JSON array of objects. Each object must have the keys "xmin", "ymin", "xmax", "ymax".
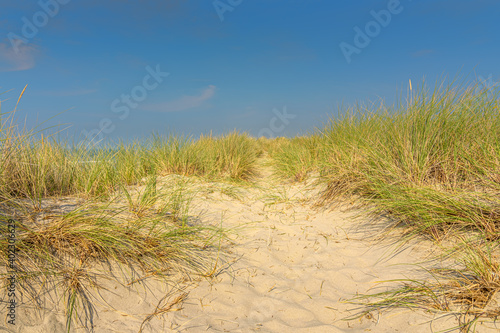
[{"xmin": 1, "ymin": 0, "xmax": 499, "ymax": 144}]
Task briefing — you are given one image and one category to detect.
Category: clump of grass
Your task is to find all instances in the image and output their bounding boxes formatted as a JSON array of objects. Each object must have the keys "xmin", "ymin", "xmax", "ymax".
[
  {"xmin": 145, "ymin": 131, "xmax": 259, "ymax": 182},
  {"xmin": 254, "ymin": 136, "xmax": 289, "ymax": 156},
  {"xmin": 347, "ymin": 238, "xmax": 500, "ymax": 331},
  {"xmin": 324, "ymin": 79, "xmax": 500, "ymax": 329},
  {"xmin": 121, "ymin": 175, "xmax": 159, "ymax": 218},
  {"xmin": 4, "ymin": 136, "xmax": 104, "ymax": 200},
  {"xmin": 0, "ymin": 129, "xmax": 260, "ymax": 204},
  {"xmin": 361, "ymin": 183, "xmax": 500, "ymax": 242},
  {"xmin": 266, "ymin": 78, "xmax": 500, "ymax": 329},
  {"xmin": 267, "ymin": 135, "xmax": 322, "ymax": 182},
  {"xmin": 191, "ymin": 131, "xmax": 259, "ymax": 180},
  {"xmin": 0, "ymin": 133, "xmax": 159, "ymax": 202},
  {"xmin": 0, "ymin": 184, "xmax": 224, "ymax": 332},
  {"xmin": 1, "ymin": 86, "xmax": 261, "ymax": 204},
  {"xmin": 319, "ymin": 79, "xmax": 500, "ymax": 204},
  {"xmin": 0, "ymin": 88, "xmax": 230, "ymax": 332}
]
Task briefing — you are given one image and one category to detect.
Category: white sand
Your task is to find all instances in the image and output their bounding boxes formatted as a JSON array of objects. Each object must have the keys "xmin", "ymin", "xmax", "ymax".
[{"xmin": 4, "ymin": 170, "xmax": 500, "ymax": 332}]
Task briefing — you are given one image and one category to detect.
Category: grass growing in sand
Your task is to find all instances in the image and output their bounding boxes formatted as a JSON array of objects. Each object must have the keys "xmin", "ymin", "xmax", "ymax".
[
  {"xmin": 0, "ymin": 93, "xmax": 261, "ymax": 331},
  {"xmin": 0, "ymin": 131, "xmax": 259, "ymax": 202},
  {"xmin": 268, "ymin": 78, "xmax": 500, "ymax": 331},
  {"xmin": 1, "ymin": 77, "xmax": 499, "ymax": 332}
]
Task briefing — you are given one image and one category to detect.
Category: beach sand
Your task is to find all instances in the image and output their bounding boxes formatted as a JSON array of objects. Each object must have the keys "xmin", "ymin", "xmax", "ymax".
[{"xmin": 4, "ymin": 167, "xmax": 500, "ymax": 333}]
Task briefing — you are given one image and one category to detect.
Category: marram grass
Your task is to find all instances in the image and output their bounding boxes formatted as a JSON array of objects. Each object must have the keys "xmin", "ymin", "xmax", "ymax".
[
  {"xmin": 0, "ymin": 91, "xmax": 253, "ymax": 331},
  {"xmin": 268, "ymin": 79, "xmax": 500, "ymax": 330},
  {"xmin": 2, "ymin": 78, "xmax": 500, "ymax": 331}
]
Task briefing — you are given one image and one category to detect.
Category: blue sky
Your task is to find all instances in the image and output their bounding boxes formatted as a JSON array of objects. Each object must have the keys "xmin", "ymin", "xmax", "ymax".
[{"xmin": 1, "ymin": 0, "xmax": 499, "ymax": 144}]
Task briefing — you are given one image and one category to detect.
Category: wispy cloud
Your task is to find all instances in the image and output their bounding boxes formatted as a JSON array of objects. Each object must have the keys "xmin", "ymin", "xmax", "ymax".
[
  {"xmin": 0, "ymin": 42, "xmax": 37, "ymax": 72},
  {"xmin": 144, "ymin": 85, "xmax": 216, "ymax": 112}
]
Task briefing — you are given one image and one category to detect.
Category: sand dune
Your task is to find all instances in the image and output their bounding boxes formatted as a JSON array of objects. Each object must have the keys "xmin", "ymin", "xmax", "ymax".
[{"xmin": 5, "ymin": 171, "xmax": 500, "ymax": 333}]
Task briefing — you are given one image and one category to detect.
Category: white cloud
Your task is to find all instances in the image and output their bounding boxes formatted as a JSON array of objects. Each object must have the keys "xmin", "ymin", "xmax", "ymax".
[
  {"xmin": 144, "ymin": 85, "xmax": 216, "ymax": 112},
  {"xmin": 0, "ymin": 42, "xmax": 37, "ymax": 72}
]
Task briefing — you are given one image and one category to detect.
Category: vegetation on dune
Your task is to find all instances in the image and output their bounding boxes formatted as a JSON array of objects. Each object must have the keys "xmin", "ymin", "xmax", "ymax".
[
  {"xmin": 0, "ymin": 180, "xmax": 224, "ymax": 332},
  {"xmin": 268, "ymin": 78, "xmax": 500, "ymax": 330},
  {"xmin": 0, "ymin": 131, "xmax": 259, "ymax": 202},
  {"xmin": 0, "ymin": 92, "xmax": 254, "ymax": 331},
  {"xmin": 1, "ymin": 77, "xmax": 500, "ymax": 331},
  {"xmin": 150, "ymin": 131, "xmax": 259, "ymax": 181},
  {"xmin": 266, "ymin": 135, "xmax": 322, "ymax": 182}
]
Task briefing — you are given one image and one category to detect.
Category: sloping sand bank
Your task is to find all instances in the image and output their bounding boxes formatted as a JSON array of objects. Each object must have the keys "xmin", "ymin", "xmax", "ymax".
[
  {"xmin": 158, "ymin": 178, "xmax": 453, "ymax": 333},
  {"xmin": 5, "ymin": 169, "xmax": 500, "ymax": 332}
]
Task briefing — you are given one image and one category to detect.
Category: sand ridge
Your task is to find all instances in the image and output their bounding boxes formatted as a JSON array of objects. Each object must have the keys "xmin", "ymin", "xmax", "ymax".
[{"xmin": 5, "ymin": 160, "xmax": 500, "ymax": 332}]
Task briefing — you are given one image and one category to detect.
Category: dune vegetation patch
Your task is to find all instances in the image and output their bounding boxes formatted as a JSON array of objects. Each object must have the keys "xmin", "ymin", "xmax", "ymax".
[
  {"xmin": 1, "ymin": 78, "xmax": 499, "ymax": 332},
  {"xmin": 0, "ymin": 92, "xmax": 258, "ymax": 331},
  {"xmin": 267, "ymin": 78, "xmax": 500, "ymax": 331}
]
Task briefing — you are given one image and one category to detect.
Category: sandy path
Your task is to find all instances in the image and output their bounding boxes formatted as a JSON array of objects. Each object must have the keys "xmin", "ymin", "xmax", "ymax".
[
  {"xmin": 155, "ymin": 160, "xmax": 488, "ymax": 333},
  {"xmin": 7, "ymin": 159, "xmax": 500, "ymax": 332}
]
